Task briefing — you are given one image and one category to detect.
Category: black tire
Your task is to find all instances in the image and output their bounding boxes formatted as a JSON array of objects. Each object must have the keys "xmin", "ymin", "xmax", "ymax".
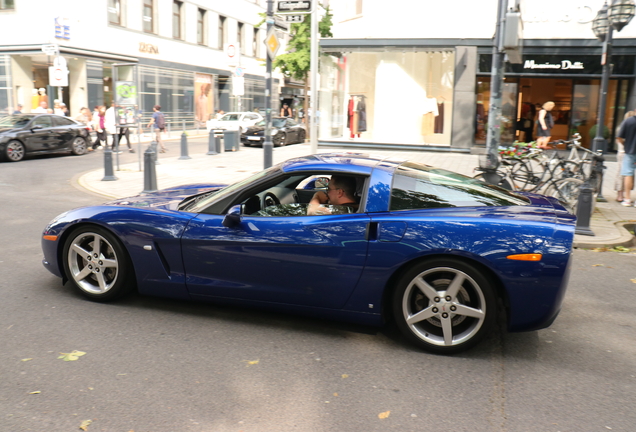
[
  {"xmin": 298, "ymin": 129, "xmax": 306, "ymax": 143},
  {"xmin": 5, "ymin": 140, "xmax": 25, "ymax": 162},
  {"xmin": 392, "ymin": 258, "xmax": 497, "ymax": 354},
  {"xmin": 62, "ymin": 225, "xmax": 135, "ymax": 302},
  {"xmin": 71, "ymin": 137, "xmax": 88, "ymax": 155}
]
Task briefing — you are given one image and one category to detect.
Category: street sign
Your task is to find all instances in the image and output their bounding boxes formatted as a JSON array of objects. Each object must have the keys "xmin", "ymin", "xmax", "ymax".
[
  {"xmin": 232, "ymin": 76, "xmax": 245, "ymax": 96},
  {"xmin": 233, "ymin": 67, "xmax": 245, "ymax": 78},
  {"xmin": 41, "ymin": 44, "xmax": 58, "ymax": 56},
  {"xmin": 49, "ymin": 66, "xmax": 68, "ymax": 87},
  {"xmin": 224, "ymin": 43, "xmax": 241, "ymax": 66},
  {"xmin": 285, "ymin": 15, "xmax": 303, "ymax": 22},
  {"xmin": 265, "ymin": 27, "xmax": 280, "ymax": 60},
  {"xmin": 277, "ymin": 0, "xmax": 312, "ymax": 14},
  {"xmin": 115, "ymin": 81, "xmax": 138, "ymax": 105}
]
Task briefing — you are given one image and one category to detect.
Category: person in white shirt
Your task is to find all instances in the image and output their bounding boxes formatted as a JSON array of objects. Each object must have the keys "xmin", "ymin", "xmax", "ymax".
[
  {"xmin": 105, "ymin": 102, "xmax": 119, "ymax": 151},
  {"xmin": 33, "ymin": 101, "xmax": 48, "ymax": 113}
]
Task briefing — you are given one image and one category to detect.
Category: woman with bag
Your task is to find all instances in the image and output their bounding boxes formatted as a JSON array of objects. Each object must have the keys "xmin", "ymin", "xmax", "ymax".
[{"xmin": 91, "ymin": 106, "xmax": 107, "ymax": 150}]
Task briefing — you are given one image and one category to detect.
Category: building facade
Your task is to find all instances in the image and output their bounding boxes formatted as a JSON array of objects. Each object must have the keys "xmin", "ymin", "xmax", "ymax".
[
  {"xmin": 319, "ymin": 0, "xmax": 636, "ymax": 151},
  {"xmin": 0, "ymin": 0, "xmax": 288, "ymax": 125}
]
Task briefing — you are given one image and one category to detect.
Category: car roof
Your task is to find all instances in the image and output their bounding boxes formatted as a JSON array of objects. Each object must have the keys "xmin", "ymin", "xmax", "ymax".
[{"xmin": 281, "ymin": 152, "xmax": 405, "ymax": 175}]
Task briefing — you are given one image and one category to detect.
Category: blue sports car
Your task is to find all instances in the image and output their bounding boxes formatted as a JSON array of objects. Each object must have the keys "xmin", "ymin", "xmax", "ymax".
[{"xmin": 41, "ymin": 153, "xmax": 575, "ymax": 354}]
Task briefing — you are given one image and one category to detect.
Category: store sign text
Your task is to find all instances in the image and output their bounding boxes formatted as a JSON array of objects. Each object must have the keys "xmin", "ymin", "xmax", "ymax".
[
  {"xmin": 524, "ymin": 60, "xmax": 584, "ymax": 71},
  {"xmin": 139, "ymin": 43, "xmax": 159, "ymax": 55},
  {"xmin": 523, "ymin": 5, "xmax": 594, "ymax": 24}
]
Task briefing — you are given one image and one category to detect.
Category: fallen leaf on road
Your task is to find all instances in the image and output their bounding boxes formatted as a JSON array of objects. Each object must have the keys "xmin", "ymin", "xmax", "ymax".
[
  {"xmin": 244, "ymin": 360, "xmax": 259, "ymax": 367},
  {"xmin": 630, "ymin": 279, "xmax": 636, "ymax": 284},
  {"xmin": 58, "ymin": 351, "xmax": 86, "ymax": 361},
  {"xmin": 341, "ymin": 374, "xmax": 349, "ymax": 379},
  {"xmin": 378, "ymin": 411, "xmax": 390, "ymax": 419},
  {"xmin": 79, "ymin": 419, "xmax": 92, "ymax": 430},
  {"xmin": 28, "ymin": 391, "xmax": 41, "ymax": 394},
  {"xmin": 592, "ymin": 264, "xmax": 604, "ymax": 267},
  {"xmin": 21, "ymin": 358, "xmax": 33, "ymax": 362}
]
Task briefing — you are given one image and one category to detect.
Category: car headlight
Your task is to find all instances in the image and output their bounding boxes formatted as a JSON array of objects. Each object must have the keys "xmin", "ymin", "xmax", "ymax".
[{"xmin": 271, "ymin": 128, "xmax": 278, "ymax": 135}]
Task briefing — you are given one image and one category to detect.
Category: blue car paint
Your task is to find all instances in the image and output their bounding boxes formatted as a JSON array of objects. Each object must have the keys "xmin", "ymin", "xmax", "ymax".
[{"xmin": 42, "ymin": 152, "xmax": 575, "ymax": 333}]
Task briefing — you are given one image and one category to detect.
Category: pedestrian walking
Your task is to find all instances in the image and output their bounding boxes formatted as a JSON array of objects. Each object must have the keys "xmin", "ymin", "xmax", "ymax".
[
  {"xmin": 12, "ymin": 104, "xmax": 22, "ymax": 114},
  {"xmin": 91, "ymin": 105, "xmax": 107, "ymax": 150},
  {"xmin": 615, "ymin": 111, "xmax": 635, "ymax": 202},
  {"xmin": 280, "ymin": 103, "xmax": 293, "ymax": 118},
  {"xmin": 618, "ymin": 111, "xmax": 636, "ymax": 206},
  {"xmin": 147, "ymin": 105, "xmax": 167, "ymax": 152}
]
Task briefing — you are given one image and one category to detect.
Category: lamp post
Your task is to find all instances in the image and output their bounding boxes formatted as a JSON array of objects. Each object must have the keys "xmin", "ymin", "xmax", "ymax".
[{"xmin": 591, "ymin": 0, "xmax": 635, "ymax": 200}]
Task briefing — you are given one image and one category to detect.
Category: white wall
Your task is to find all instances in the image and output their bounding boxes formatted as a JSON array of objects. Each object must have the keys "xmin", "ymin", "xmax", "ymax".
[{"xmin": 328, "ymin": 0, "xmax": 636, "ymax": 40}]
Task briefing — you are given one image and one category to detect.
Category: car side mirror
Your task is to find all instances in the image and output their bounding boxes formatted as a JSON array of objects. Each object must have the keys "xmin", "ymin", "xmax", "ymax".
[
  {"xmin": 222, "ymin": 205, "xmax": 242, "ymax": 228},
  {"xmin": 314, "ymin": 177, "xmax": 330, "ymax": 189}
]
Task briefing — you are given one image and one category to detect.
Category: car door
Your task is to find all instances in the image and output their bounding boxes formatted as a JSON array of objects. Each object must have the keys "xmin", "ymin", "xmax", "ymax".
[
  {"xmin": 181, "ymin": 211, "xmax": 371, "ymax": 309},
  {"xmin": 51, "ymin": 116, "xmax": 77, "ymax": 150},
  {"xmin": 23, "ymin": 116, "xmax": 55, "ymax": 151}
]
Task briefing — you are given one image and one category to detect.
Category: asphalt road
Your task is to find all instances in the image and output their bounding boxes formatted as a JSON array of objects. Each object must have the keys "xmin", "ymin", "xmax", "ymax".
[{"xmin": 1, "ymin": 144, "xmax": 635, "ymax": 432}]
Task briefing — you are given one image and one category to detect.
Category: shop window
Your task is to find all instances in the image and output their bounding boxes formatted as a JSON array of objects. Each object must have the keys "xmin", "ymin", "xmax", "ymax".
[
  {"xmin": 108, "ymin": 0, "xmax": 121, "ymax": 25},
  {"xmin": 197, "ymin": 9, "xmax": 206, "ymax": 45},
  {"xmin": 218, "ymin": 15, "xmax": 226, "ymax": 49},
  {"xmin": 318, "ymin": 50, "xmax": 455, "ymax": 146},
  {"xmin": 0, "ymin": 0, "xmax": 15, "ymax": 10},
  {"xmin": 172, "ymin": 0, "xmax": 182, "ymax": 39},
  {"xmin": 143, "ymin": 0, "xmax": 155, "ymax": 33}
]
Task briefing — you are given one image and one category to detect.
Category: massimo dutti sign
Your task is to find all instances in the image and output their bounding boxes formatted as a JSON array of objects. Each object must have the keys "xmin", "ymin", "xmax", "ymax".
[{"xmin": 479, "ymin": 54, "xmax": 635, "ymax": 76}]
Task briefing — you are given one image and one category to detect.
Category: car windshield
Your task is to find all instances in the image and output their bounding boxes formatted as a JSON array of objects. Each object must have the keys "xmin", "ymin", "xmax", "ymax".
[
  {"xmin": 0, "ymin": 115, "xmax": 32, "ymax": 128},
  {"xmin": 187, "ymin": 165, "xmax": 282, "ymax": 213},
  {"xmin": 255, "ymin": 119, "xmax": 286, "ymax": 128},
  {"xmin": 220, "ymin": 114, "xmax": 240, "ymax": 121}
]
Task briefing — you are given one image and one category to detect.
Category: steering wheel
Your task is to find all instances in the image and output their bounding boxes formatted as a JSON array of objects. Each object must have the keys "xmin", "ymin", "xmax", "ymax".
[{"xmin": 262, "ymin": 192, "xmax": 280, "ymax": 208}]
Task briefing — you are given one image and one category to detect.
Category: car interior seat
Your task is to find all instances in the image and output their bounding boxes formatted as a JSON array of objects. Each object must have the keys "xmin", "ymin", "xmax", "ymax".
[{"xmin": 243, "ymin": 195, "xmax": 261, "ymax": 215}]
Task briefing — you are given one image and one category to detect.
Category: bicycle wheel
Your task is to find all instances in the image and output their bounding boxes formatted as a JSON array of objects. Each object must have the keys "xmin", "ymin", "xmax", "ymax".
[
  {"xmin": 507, "ymin": 160, "xmax": 534, "ymax": 191},
  {"xmin": 542, "ymin": 177, "xmax": 596, "ymax": 215}
]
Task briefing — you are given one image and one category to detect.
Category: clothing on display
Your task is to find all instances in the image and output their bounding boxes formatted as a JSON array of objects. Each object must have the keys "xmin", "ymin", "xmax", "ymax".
[
  {"xmin": 421, "ymin": 97, "xmax": 439, "ymax": 136},
  {"xmin": 434, "ymin": 102, "xmax": 444, "ymax": 134},
  {"xmin": 348, "ymin": 95, "xmax": 366, "ymax": 138}
]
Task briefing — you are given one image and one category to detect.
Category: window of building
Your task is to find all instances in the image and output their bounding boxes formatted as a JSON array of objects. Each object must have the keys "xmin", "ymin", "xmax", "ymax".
[
  {"xmin": 197, "ymin": 9, "xmax": 206, "ymax": 45},
  {"xmin": 143, "ymin": 0, "xmax": 154, "ymax": 33},
  {"xmin": 108, "ymin": 0, "xmax": 121, "ymax": 25},
  {"xmin": 238, "ymin": 22, "xmax": 245, "ymax": 54},
  {"xmin": 253, "ymin": 28, "xmax": 260, "ymax": 58},
  {"xmin": 0, "ymin": 0, "xmax": 15, "ymax": 10},
  {"xmin": 218, "ymin": 15, "xmax": 226, "ymax": 49},
  {"xmin": 172, "ymin": 1, "xmax": 182, "ymax": 39}
]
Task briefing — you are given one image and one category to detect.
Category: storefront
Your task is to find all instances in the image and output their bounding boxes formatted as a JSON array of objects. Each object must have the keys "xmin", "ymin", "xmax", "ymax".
[
  {"xmin": 318, "ymin": 46, "xmax": 456, "ymax": 148},
  {"xmin": 476, "ymin": 53, "xmax": 635, "ymax": 150}
]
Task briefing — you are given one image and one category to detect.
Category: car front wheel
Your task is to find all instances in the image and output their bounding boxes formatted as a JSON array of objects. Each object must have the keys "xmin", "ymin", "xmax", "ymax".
[
  {"xmin": 5, "ymin": 140, "xmax": 25, "ymax": 162},
  {"xmin": 62, "ymin": 226, "xmax": 135, "ymax": 301},
  {"xmin": 392, "ymin": 258, "xmax": 496, "ymax": 354},
  {"xmin": 71, "ymin": 137, "xmax": 88, "ymax": 155}
]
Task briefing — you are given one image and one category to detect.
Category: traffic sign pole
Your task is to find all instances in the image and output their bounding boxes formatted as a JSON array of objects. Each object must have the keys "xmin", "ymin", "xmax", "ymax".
[{"xmin": 264, "ymin": 0, "xmax": 274, "ymax": 169}]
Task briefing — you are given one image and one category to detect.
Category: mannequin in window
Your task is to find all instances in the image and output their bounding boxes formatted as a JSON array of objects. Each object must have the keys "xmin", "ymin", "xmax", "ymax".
[
  {"xmin": 38, "ymin": 88, "xmax": 48, "ymax": 106},
  {"xmin": 536, "ymin": 101, "xmax": 555, "ymax": 149}
]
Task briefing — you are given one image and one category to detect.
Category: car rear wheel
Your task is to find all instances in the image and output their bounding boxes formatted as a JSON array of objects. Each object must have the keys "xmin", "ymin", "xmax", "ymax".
[
  {"xmin": 5, "ymin": 140, "xmax": 25, "ymax": 162},
  {"xmin": 298, "ymin": 129, "xmax": 306, "ymax": 143},
  {"xmin": 71, "ymin": 137, "xmax": 88, "ymax": 155},
  {"xmin": 392, "ymin": 258, "xmax": 496, "ymax": 354},
  {"xmin": 62, "ymin": 226, "xmax": 135, "ymax": 302}
]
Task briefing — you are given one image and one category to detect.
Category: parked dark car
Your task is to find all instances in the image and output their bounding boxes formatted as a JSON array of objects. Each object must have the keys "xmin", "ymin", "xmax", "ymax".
[
  {"xmin": 241, "ymin": 117, "xmax": 306, "ymax": 147},
  {"xmin": 0, "ymin": 114, "xmax": 92, "ymax": 162}
]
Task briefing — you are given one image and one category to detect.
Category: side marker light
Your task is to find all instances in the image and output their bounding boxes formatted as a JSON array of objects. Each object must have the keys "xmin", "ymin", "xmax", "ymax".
[
  {"xmin": 43, "ymin": 235, "xmax": 58, "ymax": 241},
  {"xmin": 506, "ymin": 253, "xmax": 542, "ymax": 261}
]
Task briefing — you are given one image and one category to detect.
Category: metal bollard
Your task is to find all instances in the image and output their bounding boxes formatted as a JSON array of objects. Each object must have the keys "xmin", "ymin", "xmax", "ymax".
[
  {"xmin": 101, "ymin": 146, "xmax": 118, "ymax": 181},
  {"xmin": 575, "ymin": 181, "xmax": 595, "ymax": 236},
  {"xmin": 142, "ymin": 145, "xmax": 158, "ymax": 193},
  {"xmin": 215, "ymin": 135, "xmax": 222, "ymax": 154},
  {"xmin": 207, "ymin": 129, "xmax": 218, "ymax": 155},
  {"xmin": 179, "ymin": 126, "xmax": 191, "ymax": 160},
  {"xmin": 150, "ymin": 139, "xmax": 159, "ymax": 165}
]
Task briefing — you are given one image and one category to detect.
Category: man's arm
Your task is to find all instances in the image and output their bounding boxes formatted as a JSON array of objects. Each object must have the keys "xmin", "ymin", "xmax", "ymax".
[{"xmin": 307, "ymin": 191, "xmax": 330, "ymax": 215}]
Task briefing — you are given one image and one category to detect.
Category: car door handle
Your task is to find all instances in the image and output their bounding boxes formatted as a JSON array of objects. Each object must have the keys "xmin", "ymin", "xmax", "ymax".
[{"xmin": 365, "ymin": 222, "xmax": 378, "ymax": 241}]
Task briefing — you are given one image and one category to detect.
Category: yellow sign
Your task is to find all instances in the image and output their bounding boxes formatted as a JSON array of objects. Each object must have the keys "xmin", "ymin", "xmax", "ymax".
[{"xmin": 265, "ymin": 27, "xmax": 280, "ymax": 59}]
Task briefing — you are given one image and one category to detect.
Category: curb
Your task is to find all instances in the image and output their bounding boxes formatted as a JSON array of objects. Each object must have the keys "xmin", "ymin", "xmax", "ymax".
[{"xmin": 573, "ymin": 221, "xmax": 635, "ymax": 249}]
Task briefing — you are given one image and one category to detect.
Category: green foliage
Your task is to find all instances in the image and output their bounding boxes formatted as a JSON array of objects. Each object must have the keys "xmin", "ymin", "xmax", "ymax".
[{"xmin": 273, "ymin": 7, "xmax": 333, "ymax": 81}]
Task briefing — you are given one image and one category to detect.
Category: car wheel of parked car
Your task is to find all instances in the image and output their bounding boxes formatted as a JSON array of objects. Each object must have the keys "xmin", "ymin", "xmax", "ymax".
[
  {"xmin": 392, "ymin": 258, "xmax": 496, "ymax": 354},
  {"xmin": 62, "ymin": 226, "xmax": 135, "ymax": 302},
  {"xmin": 274, "ymin": 132, "xmax": 287, "ymax": 147},
  {"xmin": 298, "ymin": 130, "xmax": 306, "ymax": 143},
  {"xmin": 5, "ymin": 140, "xmax": 25, "ymax": 162},
  {"xmin": 71, "ymin": 137, "xmax": 88, "ymax": 155}
]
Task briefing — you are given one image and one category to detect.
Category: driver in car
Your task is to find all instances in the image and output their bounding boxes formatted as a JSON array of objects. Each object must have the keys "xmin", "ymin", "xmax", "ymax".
[{"xmin": 307, "ymin": 175, "xmax": 359, "ymax": 215}]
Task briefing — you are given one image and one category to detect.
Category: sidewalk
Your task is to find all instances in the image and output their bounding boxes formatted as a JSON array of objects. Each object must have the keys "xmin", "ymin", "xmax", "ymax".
[{"xmin": 76, "ymin": 140, "xmax": 635, "ymax": 249}]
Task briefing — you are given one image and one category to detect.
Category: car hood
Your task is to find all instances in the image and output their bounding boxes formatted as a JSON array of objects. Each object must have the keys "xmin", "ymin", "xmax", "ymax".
[
  {"xmin": 103, "ymin": 184, "xmax": 227, "ymax": 211},
  {"xmin": 0, "ymin": 127, "xmax": 18, "ymax": 134}
]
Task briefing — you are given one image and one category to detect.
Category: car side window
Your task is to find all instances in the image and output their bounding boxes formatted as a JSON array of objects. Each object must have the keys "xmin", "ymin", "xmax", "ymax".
[
  {"xmin": 286, "ymin": 119, "xmax": 297, "ymax": 126},
  {"xmin": 53, "ymin": 117, "xmax": 74, "ymax": 126},
  {"xmin": 32, "ymin": 116, "xmax": 52, "ymax": 128}
]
